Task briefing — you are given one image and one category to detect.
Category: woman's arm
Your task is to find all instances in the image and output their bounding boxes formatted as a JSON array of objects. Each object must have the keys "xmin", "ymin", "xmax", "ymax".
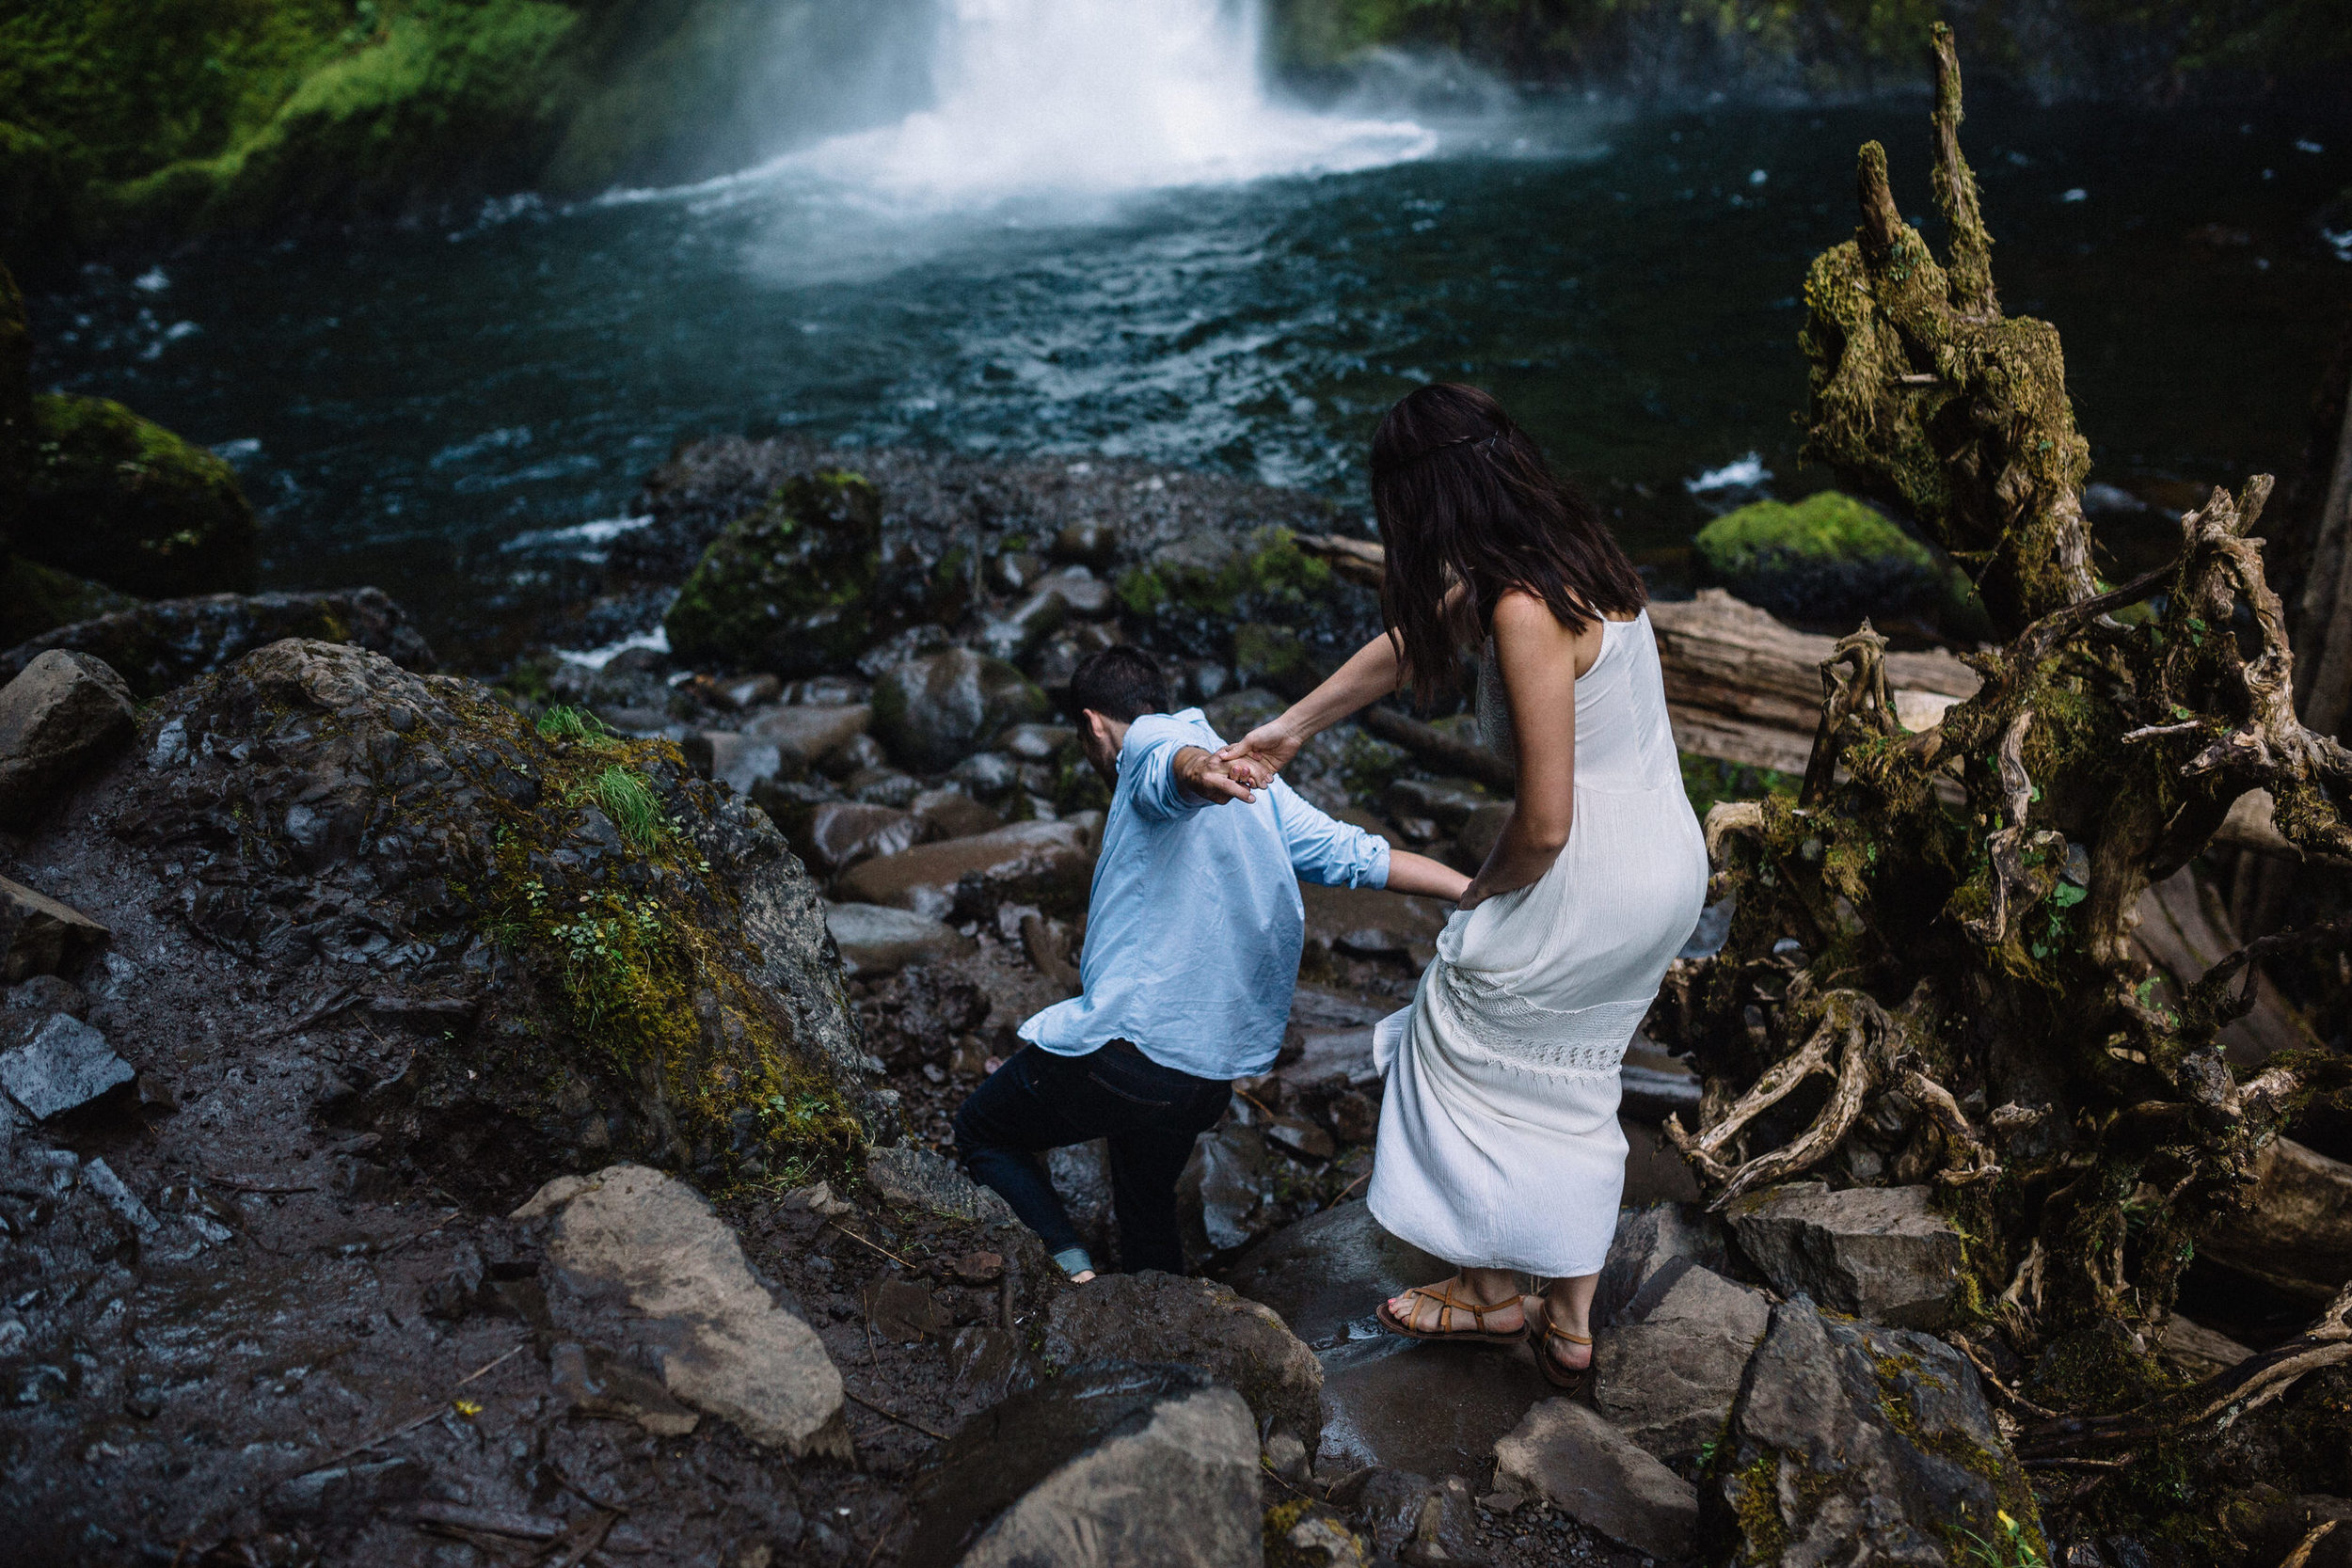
[
  {"xmin": 1457, "ymin": 589, "xmax": 1593, "ymax": 909},
  {"xmin": 1213, "ymin": 629, "xmax": 1403, "ymax": 784}
]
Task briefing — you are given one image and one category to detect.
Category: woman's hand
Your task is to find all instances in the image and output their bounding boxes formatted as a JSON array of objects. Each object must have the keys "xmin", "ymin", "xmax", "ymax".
[{"xmin": 1213, "ymin": 720, "xmax": 1303, "ymax": 789}]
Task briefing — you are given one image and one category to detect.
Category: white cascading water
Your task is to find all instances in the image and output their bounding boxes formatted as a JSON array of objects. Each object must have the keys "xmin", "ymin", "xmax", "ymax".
[{"xmin": 801, "ymin": 0, "xmax": 1433, "ymax": 200}]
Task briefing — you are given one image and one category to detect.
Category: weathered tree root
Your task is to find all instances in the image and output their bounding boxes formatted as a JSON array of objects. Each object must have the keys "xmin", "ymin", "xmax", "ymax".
[{"xmin": 1654, "ymin": 22, "xmax": 2352, "ymax": 1550}]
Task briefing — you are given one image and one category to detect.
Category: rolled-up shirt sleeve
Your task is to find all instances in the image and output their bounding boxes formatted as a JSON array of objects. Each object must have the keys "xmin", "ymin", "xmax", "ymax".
[
  {"xmin": 1271, "ymin": 780, "xmax": 1392, "ymax": 888},
  {"xmin": 1120, "ymin": 718, "xmax": 1211, "ymax": 824}
]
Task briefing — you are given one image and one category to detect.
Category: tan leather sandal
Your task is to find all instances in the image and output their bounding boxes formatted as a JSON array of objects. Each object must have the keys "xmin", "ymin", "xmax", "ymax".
[
  {"xmin": 1534, "ymin": 1314, "xmax": 1595, "ymax": 1389},
  {"xmin": 1375, "ymin": 1280, "xmax": 1527, "ymax": 1345}
]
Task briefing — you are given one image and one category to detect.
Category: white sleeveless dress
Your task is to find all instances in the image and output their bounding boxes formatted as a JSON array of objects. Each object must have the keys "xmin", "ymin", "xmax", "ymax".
[{"xmin": 1367, "ymin": 610, "xmax": 1708, "ymax": 1276}]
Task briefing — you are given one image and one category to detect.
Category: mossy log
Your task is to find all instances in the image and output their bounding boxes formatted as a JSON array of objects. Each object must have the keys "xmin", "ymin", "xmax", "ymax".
[{"xmin": 1654, "ymin": 25, "xmax": 2352, "ymax": 1551}]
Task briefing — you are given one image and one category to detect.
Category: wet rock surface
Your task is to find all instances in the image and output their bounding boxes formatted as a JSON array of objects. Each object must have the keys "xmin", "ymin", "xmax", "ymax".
[
  {"xmin": 1496, "ymin": 1397, "xmax": 1699, "ymax": 1560},
  {"xmin": 1042, "ymin": 1270, "xmax": 1325, "ymax": 1445},
  {"xmin": 905, "ymin": 1362, "xmax": 1262, "ymax": 1568},
  {"xmin": 1592, "ymin": 1259, "xmax": 1771, "ymax": 1463}
]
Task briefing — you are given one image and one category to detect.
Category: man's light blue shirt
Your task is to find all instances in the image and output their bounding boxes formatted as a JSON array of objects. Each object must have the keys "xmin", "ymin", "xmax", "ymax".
[{"xmin": 1018, "ymin": 708, "xmax": 1391, "ymax": 1081}]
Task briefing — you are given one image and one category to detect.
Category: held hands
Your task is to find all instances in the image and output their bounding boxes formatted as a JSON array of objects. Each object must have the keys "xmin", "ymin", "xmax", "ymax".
[
  {"xmin": 1171, "ymin": 746, "xmax": 1258, "ymax": 806},
  {"xmin": 1211, "ymin": 720, "xmax": 1303, "ymax": 791}
]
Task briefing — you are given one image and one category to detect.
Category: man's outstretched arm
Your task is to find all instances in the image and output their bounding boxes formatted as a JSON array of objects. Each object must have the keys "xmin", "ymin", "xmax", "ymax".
[{"xmin": 1385, "ymin": 848, "xmax": 1470, "ymax": 903}]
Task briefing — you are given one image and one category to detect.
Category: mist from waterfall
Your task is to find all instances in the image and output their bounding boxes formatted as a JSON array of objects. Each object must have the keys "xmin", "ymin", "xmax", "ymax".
[{"xmin": 797, "ymin": 0, "xmax": 1435, "ymax": 201}]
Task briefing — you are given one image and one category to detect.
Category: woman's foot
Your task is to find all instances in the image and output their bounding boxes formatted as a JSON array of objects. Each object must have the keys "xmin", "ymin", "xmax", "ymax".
[
  {"xmin": 1534, "ymin": 1296, "xmax": 1594, "ymax": 1386},
  {"xmin": 1377, "ymin": 1272, "xmax": 1527, "ymax": 1343}
]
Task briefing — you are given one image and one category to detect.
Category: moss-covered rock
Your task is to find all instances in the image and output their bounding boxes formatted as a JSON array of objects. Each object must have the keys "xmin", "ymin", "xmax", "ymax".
[
  {"xmin": 1, "ymin": 584, "xmax": 433, "ymax": 698},
  {"xmin": 0, "ymin": 556, "xmax": 138, "ymax": 649},
  {"xmin": 662, "ymin": 470, "xmax": 882, "ymax": 676},
  {"xmin": 22, "ymin": 393, "xmax": 261, "ymax": 599},
  {"xmin": 113, "ymin": 639, "xmax": 879, "ymax": 1196},
  {"xmin": 1692, "ymin": 491, "xmax": 1937, "ymax": 626}
]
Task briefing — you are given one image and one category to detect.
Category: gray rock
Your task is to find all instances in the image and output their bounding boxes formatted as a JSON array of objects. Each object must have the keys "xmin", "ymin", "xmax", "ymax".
[
  {"xmin": 0, "ymin": 586, "xmax": 435, "ymax": 701},
  {"xmin": 976, "ymin": 585, "xmax": 1069, "ymax": 664},
  {"xmin": 1594, "ymin": 1201, "xmax": 1729, "ymax": 1332},
  {"xmin": 693, "ymin": 730, "xmax": 787, "ymax": 798},
  {"xmin": 870, "ymin": 648, "xmax": 1050, "ymax": 773},
  {"xmin": 514, "ymin": 1164, "xmax": 849, "ymax": 1456},
  {"xmin": 910, "ymin": 785, "xmax": 1001, "ymax": 842},
  {"xmin": 834, "ymin": 818, "xmax": 1094, "ymax": 924},
  {"xmin": 1495, "ymin": 1397, "xmax": 1699, "ymax": 1560},
  {"xmin": 76, "ymin": 1155, "xmax": 159, "ymax": 1232},
  {"xmin": 1455, "ymin": 799, "xmax": 1511, "ymax": 867},
  {"xmin": 1331, "ymin": 1469, "xmax": 1482, "ymax": 1563},
  {"xmin": 2160, "ymin": 1312, "xmax": 2253, "ymax": 1380},
  {"xmin": 866, "ymin": 1141, "xmax": 1015, "ymax": 1224},
  {"xmin": 824, "ymin": 902, "xmax": 977, "ymax": 977},
  {"xmin": 1705, "ymin": 1297, "xmax": 2043, "ymax": 1566},
  {"xmin": 1042, "ymin": 1270, "xmax": 1324, "ymax": 1446},
  {"xmin": 741, "ymin": 702, "xmax": 871, "ymax": 771},
  {"xmin": 0, "ymin": 649, "xmax": 135, "ymax": 829},
  {"xmin": 1225, "ymin": 1199, "xmax": 1443, "ymax": 1349},
  {"xmin": 905, "ymin": 1362, "xmax": 1260, "ymax": 1568},
  {"xmin": 791, "ymin": 801, "xmax": 926, "ymax": 878},
  {"xmin": 1594, "ymin": 1259, "xmax": 1771, "ymax": 1461},
  {"xmin": 1176, "ymin": 1114, "xmax": 1277, "ymax": 1259},
  {"xmin": 0, "ymin": 877, "xmax": 108, "ymax": 983},
  {"xmin": 0, "ymin": 1014, "xmax": 134, "ymax": 1119},
  {"xmin": 1727, "ymin": 1180, "xmax": 1965, "ymax": 1327}
]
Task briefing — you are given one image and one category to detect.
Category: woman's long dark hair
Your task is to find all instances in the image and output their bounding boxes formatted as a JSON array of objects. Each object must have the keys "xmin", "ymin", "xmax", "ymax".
[{"xmin": 1371, "ymin": 383, "xmax": 1645, "ymax": 703}]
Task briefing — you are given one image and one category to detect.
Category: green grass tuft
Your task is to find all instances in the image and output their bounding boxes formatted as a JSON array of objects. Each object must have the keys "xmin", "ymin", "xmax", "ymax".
[
  {"xmin": 587, "ymin": 764, "xmax": 669, "ymax": 847},
  {"xmin": 535, "ymin": 704, "xmax": 616, "ymax": 747}
]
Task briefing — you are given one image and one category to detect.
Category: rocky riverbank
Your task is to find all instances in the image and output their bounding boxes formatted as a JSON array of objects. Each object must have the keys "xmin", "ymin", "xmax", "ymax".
[{"xmin": 6, "ymin": 407, "xmax": 2340, "ymax": 1567}]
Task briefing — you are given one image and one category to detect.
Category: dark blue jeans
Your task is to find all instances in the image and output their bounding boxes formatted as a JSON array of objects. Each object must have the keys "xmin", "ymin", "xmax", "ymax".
[{"xmin": 952, "ymin": 1040, "xmax": 1232, "ymax": 1276}]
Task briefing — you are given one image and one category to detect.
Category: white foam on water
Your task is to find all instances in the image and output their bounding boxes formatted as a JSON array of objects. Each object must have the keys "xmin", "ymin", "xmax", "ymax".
[
  {"xmin": 557, "ymin": 626, "xmax": 671, "ymax": 669},
  {"xmin": 1687, "ymin": 453, "xmax": 1772, "ymax": 494},
  {"xmin": 788, "ymin": 0, "xmax": 1434, "ymax": 204}
]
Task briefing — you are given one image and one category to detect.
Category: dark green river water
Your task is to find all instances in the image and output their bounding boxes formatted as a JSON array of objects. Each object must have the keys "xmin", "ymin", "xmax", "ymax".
[{"xmin": 26, "ymin": 96, "xmax": 2352, "ymax": 653}]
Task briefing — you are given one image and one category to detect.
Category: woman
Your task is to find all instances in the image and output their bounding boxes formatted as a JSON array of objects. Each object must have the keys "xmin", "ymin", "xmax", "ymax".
[{"xmin": 1216, "ymin": 384, "xmax": 1707, "ymax": 1385}]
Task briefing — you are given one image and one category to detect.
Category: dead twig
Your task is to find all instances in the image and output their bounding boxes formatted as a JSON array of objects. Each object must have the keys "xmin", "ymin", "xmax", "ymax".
[
  {"xmin": 829, "ymin": 1222, "xmax": 917, "ymax": 1271},
  {"xmin": 845, "ymin": 1386, "xmax": 949, "ymax": 1442},
  {"xmin": 297, "ymin": 1343, "xmax": 529, "ymax": 1475},
  {"xmin": 2281, "ymin": 1522, "xmax": 2341, "ymax": 1568}
]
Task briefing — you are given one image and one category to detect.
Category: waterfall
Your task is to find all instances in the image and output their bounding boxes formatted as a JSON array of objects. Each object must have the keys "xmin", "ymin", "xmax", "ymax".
[{"xmin": 800, "ymin": 0, "xmax": 1433, "ymax": 200}]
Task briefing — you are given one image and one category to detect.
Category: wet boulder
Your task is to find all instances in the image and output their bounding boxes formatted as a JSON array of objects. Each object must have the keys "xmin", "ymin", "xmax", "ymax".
[
  {"xmin": 1726, "ymin": 1180, "xmax": 1966, "ymax": 1328},
  {"xmin": 106, "ymin": 639, "xmax": 873, "ymax": 1189},
  {"xmin": 1593, "ymin": 1258, "xmax": 1771, "ymax": 1462},
  {"xmin": 792, "ymin": 800, "xmax": 926, "ymax": 878},
  {"xmin": 741, "ymin": 701, "xmax": 871, "ymax": 771},
  {"xmin": 1042, "ymin": 1271, "xmax": 1324, "ymax": 1447},
  {"xmin": 19, "ymin": 393, "xmax": 262, "ymax": 599},
  {"xmin": 1, "ymin": 586, "xmax": 435, "ymax": 700},
  {"xmin": 870, "ymin": 647, "xmax": 1050, "ymax": 773},
  {"xmin": 1326, "ymin": 1469, "xmax": 1482, "ymax": 1564},
  {"xmin": 1225, "ymin": 1198, "xmax": 1443, "ymax": 1350},
  {"xmin": 0, "ymin": 556, "xmax": 137, "ymax": 648},
  {"xmin": 1495, "ymin": 1397, "xmax": 1699, "ymax": 1560},
  {"xmin": 0, "ymin": 648, "xmax": 135, "ymax": 829},
  {"xmin": 835, "ymin": 817, "xmax": 1094, "ymax": 923},
  {"xmin": 1314, "ymin": 1333, "xmax": 1547, "ymax": 1480},
  {"xmin": 905, "ymin": 1361, "xmax": 1262, "ymax": 1568},
  {"xmin": 1705, "ymin": 1297, "xmax": 2045, "ymax": 1565},
  {"xmin": 662, "ymin": 471, "xmax": 882, "ymax": 675},
  {"xmin": 515, "ymin": 1164, "xmax": 849, "ymax": 1456},
  {"xmin": 824, "ymin": 901, "xmax": 976, "ymax": 976},
  {"xmin": 1692, "ymin": 491, "xmax": 1938, "ymax": 626}
]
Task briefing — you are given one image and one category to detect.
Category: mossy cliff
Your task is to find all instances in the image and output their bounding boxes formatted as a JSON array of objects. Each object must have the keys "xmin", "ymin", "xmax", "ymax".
[
  {"xmin": 112, "ymin": 638, "xmax": 881, "ymax": 1196},
  {"xmin": 0, "ymin": 0, "xmax": 930, "ymax": 275},
  {"xmin": 1264, "ymin": 0, "xmax": 2350, "ymax": 96}
]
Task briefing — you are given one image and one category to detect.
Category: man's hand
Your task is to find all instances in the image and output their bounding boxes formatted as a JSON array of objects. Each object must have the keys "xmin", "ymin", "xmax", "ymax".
[
  {"xmin": 1172, "ymin": 746, "xmax": 1257, "ymax": 806},
  {"xmin": 1212, "ymin": 719, "xmax": 1302, "ymax": 790}
]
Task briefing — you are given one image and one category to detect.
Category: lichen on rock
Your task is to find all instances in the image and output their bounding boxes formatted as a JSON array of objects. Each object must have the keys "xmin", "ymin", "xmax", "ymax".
[{"xmin": 112, "ymin": 638, "xmax": 878, "ymax": 1197}]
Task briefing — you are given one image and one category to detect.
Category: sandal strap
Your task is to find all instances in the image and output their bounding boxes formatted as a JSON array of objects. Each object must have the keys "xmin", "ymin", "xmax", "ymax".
[
  {"xmin": 1542, "ymin": 1319, "xmax": 1594, "ymax": 1345},
  {"xmin": 1406, "ymin": 1282, "xmax": 1514, "ymax": 1334}
]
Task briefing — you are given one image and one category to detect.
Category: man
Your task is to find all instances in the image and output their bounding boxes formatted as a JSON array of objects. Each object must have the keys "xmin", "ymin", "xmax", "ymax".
[{"xmin": 953, "ymin": 645, "xmax": 1469, "ymax": 1280}]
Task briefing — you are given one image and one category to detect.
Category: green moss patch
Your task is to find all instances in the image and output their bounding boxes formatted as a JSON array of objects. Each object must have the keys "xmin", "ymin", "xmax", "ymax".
[{"xmin": 1694, "ymin": 491, "xmax": 1939, "ymax": 625}]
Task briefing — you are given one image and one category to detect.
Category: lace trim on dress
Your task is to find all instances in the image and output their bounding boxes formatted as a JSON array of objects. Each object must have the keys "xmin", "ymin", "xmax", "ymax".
[{"xmin": 1431, "ymin": 963, "xmax": 1650, "ymax": 1078}]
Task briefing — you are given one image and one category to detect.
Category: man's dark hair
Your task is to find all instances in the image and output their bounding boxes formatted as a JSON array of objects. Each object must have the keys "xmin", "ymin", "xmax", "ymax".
[{"xmin": 1068, "ymin": 646, "xmax": 1169, "ymax": 724}]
